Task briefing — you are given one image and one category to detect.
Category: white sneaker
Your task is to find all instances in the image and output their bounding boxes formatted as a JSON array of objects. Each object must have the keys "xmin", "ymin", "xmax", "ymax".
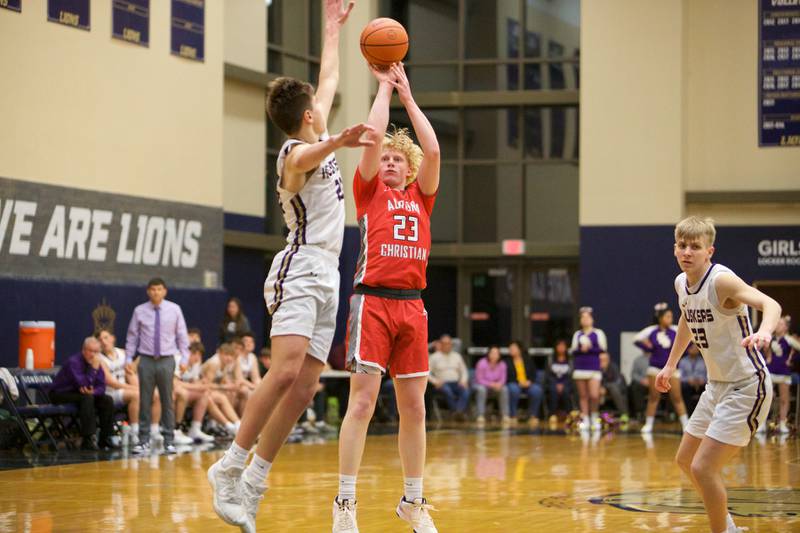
[
  {"xmin": 396, "ymin": 497, "xmax": 437, "ymax": 533},
  {"xmin": 778, "ymin": 422, "xmax": 790, "ymax": 434},
  {"xmin": 756, "ymin": 423, "xmax": 767, "ymax": 434},
  {"xmin": 151, "ymin": 430, "xmax": 164, "ymax": 446},
  {"xmin": 475, "ymin": 416, "xmax": 486, "ymax": 428},
  {"xmin": 240, "ymin": 478, "xmax": 266, "ymax": 533},
  {"xmin": 577, "ymin": 421, "xmax": 590, "ymax": 433},
  {"xmin": 174, "ymin": 430, "xmax": 194, "ymax": 445},
  {"xmin": 640, "ymin": 424, "xmax": 653, "ymax": 434},
  {"xmin": 332, "ymin": 497, "xmax": 359, "ymax": 533},
  {"xmin": 190, "ymin": 428, "xmax": 216, "ymax": 443},
  {"xmin": 591, "ymin": 421, "xmax": 602, "ymax": 433},
  {"xmin": 207, "ymin": 459, "xmax": 247, "ymax": 527}
]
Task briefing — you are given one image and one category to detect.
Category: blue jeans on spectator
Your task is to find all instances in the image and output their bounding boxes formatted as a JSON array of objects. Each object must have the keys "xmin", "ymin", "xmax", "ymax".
[
  {"xmin": 548, "ymin": 380, "xmax": 573, "ymax": 415},
  {"xmin": 436, "ymin": 381, "xmax": 470, "ymax": 414},
  {"xmin": 508, "ymin": 382, "xmax": 544, "ymax": 418}
]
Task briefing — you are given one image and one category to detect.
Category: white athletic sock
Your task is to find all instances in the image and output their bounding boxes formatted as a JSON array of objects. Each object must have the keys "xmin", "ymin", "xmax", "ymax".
[
  {"xmin": 404, "ymin": 477, "xmax": 423, "ymax": 501},
  {"xmin": 130, "ymin": 423, "xmax": 139, "ymax": 435},
  {"xmin": 645, "ymin": 416, "xmax": 655, "ymax": 428},
  {"xmin": 150, "ymin": 423, "xmax": 160, "ymax": 435},
  {"xmin": 243, "ymin": 453, "xmax": 271, "ymax": 487},
  {"xmin": 222, "ymin": 441, "xmax": 249, "ymax": 470},
  {"xmin": 338, "ymin": 474, "xmax": 357, "ymax": 502},
  {"xmin": 679, "ymin": 414, "xmax": 689, "ymax": 428},
  {"xmin": 590, "ymin": 412, "xmax": 600, "ymax": 425},
  {"xmin": 726, "ymin": 513, "xmax": 735, "ymax": 528},
  {"xmin": 581, "ymin": 415, "xmax": 589, "ymax": 425}
]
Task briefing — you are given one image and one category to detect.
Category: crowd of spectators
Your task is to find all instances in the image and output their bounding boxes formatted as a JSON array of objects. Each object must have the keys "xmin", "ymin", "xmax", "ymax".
[{"xmin": 25, "ymin": 286, "xmax": 799, "ymax": 453}]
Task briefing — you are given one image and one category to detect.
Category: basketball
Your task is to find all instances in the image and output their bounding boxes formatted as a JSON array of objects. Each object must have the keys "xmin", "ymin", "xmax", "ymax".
[{"xmin": 360, "ymin": 18, "xmax": 408, "ymax": 67}]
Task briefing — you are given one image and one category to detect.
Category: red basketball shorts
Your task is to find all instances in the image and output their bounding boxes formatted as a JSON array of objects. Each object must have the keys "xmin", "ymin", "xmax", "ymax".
[{"xmin": 345, "ymin": 293, "xmax": 429, "ymax": 378}]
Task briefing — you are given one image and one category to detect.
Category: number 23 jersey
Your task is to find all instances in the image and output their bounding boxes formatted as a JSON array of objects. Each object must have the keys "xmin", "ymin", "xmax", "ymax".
[
  {"xmin": 352, "ymin": 168, "xmax": 436, "ymax": 290},
  {"xmin": 675, "ymin": 263, "xmax": 768, "ymax": 383}
]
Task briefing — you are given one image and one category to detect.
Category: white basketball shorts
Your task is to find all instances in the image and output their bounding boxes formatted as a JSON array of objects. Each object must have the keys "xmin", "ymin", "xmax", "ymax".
[
  {"xmin": 264, "ymin": 245, "xmax": 340, "ymax": 364},
  {"xmin": 685, "ymin": 372, "xmax": 773, "ymax": 447}
]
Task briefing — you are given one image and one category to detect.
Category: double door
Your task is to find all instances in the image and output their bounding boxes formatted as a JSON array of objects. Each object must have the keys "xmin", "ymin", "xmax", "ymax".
[{"xmin": 458, "ymin": 262, "xmax": 578, "ymax": 353}]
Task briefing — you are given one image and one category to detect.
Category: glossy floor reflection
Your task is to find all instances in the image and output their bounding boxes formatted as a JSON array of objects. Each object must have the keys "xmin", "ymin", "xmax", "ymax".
[{"xmin": 0, "ymin": 430, "xmax": 798, "ymax": 532}]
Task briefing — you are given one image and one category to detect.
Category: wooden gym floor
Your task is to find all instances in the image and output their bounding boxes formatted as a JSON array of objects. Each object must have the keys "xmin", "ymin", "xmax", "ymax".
[{"xmin": 0, "ymin": 428, "xmax": 798, "ymax": 532}]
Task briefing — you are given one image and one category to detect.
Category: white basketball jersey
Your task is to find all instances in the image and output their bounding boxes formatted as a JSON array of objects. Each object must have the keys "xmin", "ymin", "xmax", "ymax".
[
  {"xmin": 675, "ymin": 263, "xmax": 768, "ymax": 382},
  {"xmin": 276, "ymin": 135, "xmax": 345, "ymax": 257}
]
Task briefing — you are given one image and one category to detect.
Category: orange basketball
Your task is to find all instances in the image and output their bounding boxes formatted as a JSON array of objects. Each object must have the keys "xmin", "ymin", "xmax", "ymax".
[{"xmin": 360, "ymin": 18, "xmax": 408, "ymax": 67}]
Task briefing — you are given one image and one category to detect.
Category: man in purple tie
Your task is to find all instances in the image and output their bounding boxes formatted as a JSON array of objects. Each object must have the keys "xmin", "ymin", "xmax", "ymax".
[{"xmin": 125, "ymin": 278, "xmax": 190, "ymax": 454}]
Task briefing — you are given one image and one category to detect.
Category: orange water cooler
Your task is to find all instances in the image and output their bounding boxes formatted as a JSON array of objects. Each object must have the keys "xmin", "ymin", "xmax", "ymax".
[{"xmin": 18, "ymin": 321, "xmax": 56, "ymax": 369}]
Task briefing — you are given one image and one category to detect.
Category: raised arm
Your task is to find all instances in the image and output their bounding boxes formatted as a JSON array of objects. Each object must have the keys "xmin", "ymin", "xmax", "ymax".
[
  {"xmin": 389, "ymin": 63, "xmax": 440, "ymax": 195},
  {"xmin": 358, "ymin": 68, "xmax": 395, "ymax": 180},
  {"xmin": 283, "ymin": 124, "xmax": 374, "ymax": 195},
  {"xmin": 316, "ymin": 0, "xmax": 355, "ymax": 126}
]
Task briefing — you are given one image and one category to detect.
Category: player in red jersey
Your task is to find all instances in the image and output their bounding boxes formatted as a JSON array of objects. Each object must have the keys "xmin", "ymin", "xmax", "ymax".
[{"xmin": 332, "ymin": 63, "xmax": 440, "ymax": 533}]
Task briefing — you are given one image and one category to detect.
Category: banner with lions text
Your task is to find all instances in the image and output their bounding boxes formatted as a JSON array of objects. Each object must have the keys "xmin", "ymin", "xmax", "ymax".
[{"xmin": 0, "ymin": 176, "xmax": 223, "ymax": 288}]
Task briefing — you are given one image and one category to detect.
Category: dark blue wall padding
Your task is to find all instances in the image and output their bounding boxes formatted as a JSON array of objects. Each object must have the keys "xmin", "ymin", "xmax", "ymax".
[{"xmin": 580, "ymin": 225, "xmax": 800, "ymax": 361}]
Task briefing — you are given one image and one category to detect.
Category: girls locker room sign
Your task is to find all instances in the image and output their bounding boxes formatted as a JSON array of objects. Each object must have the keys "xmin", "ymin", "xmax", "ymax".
[
  {"xmin": 0, "ymin": 177, "xmax": 223, "ymax": 288},
  {"xmin": 759, "ymin": 0, "xmax": 800, "ymax": 147}
]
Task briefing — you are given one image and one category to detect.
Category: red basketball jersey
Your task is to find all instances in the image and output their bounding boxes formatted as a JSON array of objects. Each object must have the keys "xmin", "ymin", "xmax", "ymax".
[{"xmin": 353, "ymin": 168, "xmax": 436, "ymax": 290}]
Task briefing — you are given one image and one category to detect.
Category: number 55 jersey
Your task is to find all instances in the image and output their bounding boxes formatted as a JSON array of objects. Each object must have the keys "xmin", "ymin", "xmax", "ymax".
[
  {"xmin": 676, "ymin": 263, "xmax": 769, "ymax": 383},
  {"xmin": 352, "ymin": 168, "xmax": 436, "ymax": 291}
]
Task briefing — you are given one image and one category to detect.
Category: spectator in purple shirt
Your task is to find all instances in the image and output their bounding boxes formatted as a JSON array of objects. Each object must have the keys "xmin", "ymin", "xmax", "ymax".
[
  {"xmin": 50, "ymin": 337, "xmax": 115, "ymax": 451},
  {"xmin": 126, "ymin": 277, "xmax": 190, "ymax": 454},
  {"xmin": 473, "ymin": 346, "xmax": 510, "ymax": 427}
]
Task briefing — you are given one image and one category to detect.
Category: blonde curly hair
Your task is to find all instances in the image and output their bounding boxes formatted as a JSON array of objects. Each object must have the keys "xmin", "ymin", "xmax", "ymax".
[{"xmin": 382, "ymin": 126, "xmax": 423, "ymax": 186}]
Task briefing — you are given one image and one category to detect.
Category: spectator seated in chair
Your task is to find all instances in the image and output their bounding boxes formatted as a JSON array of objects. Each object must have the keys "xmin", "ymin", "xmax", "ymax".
[
  {"xmin": 547, "ymin": 339, "xmax": 574, "ymax": 425},
  {"xmin": 506, "ymin": 340, "xmax": 544, "ymax": 429},
  {"xmin": 428, "ymin": 334, "xmax": 470, "ymax": 421},
  {"xmin": 49, "ymin": 336, "xmax": 116, "ymax": 450},
  {"xmin": 473, "ymin": 346, "xmax": 510, "ymax": 428},
  {"xmin": 678, "ymin": 343, "xmax": 707, "ymax": 416},
  {"xmin": 173, "ymin": 341, "xmax": 215, "ymax": 443},
  {"xmin": 599, "ymin": 352, "xmax": 630, "ymax": 424}
]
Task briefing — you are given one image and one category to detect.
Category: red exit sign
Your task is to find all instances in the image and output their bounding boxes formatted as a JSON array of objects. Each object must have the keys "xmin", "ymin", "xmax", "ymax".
[{"xmin": 502, "ymin": 239, "xmax": 525, "ymax": 255}]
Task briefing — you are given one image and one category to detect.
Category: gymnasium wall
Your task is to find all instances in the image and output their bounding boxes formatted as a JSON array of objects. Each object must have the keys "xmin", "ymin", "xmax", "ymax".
[
  {"xmin": 223, "ymin": 0, "xmax": 266, "ymax": 219},
  {"xmin": 579, "ymin": 0, "xmax": 800, "ymax": 361},
  {"xmin": 0, "ymin": 1, "xmax": 224, "ymax": 208},
  {"xmin": 685, "ymin": 0, "xmax": 800, "ymax": 194},
  {"xmin": 0, "ymin": 2, "xmax": 229, "ymax": 367}
]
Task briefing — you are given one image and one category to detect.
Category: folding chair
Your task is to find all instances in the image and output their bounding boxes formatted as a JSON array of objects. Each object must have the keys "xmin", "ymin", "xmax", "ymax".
[
  {"xmin": 0, "ymin": 378, "xmax": 41, "ymax": 452},
  {"xmin": 15, "ymin": 372, "xmax": 79, "ymax": 450}
]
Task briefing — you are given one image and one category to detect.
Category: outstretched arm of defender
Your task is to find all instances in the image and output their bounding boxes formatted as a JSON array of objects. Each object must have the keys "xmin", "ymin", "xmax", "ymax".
[
  {"xmin": 655, "ymin": 314, "xmax": 693, "ymax": 393},
  {"xmin": 358, "ymin": 66, "xmax": 395, "ymax": 180},
  {"xmin": 316, "ymin": 0, "xmax": 355, "ymax": 127},
  {"xmin": 390, "ymin": 62, "xmax": 440, "ymax": 195},
  {"xmin": 282, "ymin": 123, "xmax": 375, "ymax": 193},
  {"xmin": 714, "ymin": 273, "xmax": 782, "ymax": 350}
]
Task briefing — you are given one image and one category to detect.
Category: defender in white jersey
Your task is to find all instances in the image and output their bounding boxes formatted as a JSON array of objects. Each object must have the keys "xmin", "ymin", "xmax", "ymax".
[
  {"xmin": 656, "ymin": 216, "xmax": 781, "ymax": 533},
  {"xmin": 208, "ymin": 2, "xmax": 373, "ymax": 531}
]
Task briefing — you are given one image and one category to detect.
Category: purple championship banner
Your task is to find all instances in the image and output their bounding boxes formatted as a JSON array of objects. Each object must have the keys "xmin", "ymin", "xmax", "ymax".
[
  {"xmin": 48, "ymin": 0, "xmax": 90, "ymax": 31},
  {"xmin": 112, "ymin": 0, "xmax": 149, "ymax": 47},
  {"xmin": 759, "ymin": 0, "xmax": 800, "ymax": 147},
  {"xmin": 171, "ymin": 0, "xmax": 204, "ymax": 62},
  {"xmin": 0, "ymin": 0, "xmax": 22, "ymax": 13}
]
